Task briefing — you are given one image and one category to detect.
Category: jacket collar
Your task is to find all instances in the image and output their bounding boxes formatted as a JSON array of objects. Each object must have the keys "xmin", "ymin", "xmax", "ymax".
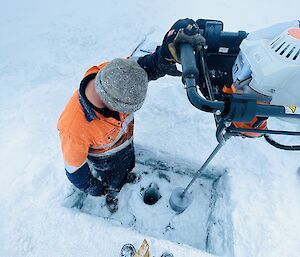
[{"xmin": 79, "ymin": 73, "xmax": 120, "ymax": 122}]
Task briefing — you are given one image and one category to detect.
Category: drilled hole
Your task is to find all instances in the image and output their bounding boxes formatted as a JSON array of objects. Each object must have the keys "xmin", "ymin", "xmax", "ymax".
[{"xmin": 143, "ymin": 183, "xmax": 161, "ymax": 205}]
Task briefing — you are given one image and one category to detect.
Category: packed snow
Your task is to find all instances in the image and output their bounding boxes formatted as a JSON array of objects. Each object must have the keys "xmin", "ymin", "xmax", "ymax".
[
  {"xmin": 64, "ymin": 146, "xmax": 218, "ymax": 251},
  {"xmin": 1, "ymin": 0, "xmax": 300, "ymax": 257}
]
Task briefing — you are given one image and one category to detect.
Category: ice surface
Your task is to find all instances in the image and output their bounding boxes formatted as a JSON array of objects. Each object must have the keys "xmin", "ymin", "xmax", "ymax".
[
  {"xmin": 1, "ymin": 0, "xmax": 300, "ymax": 256},
  {"xmin": 63, "ymin": 147, "xmax": 225, "ymax": 252}
]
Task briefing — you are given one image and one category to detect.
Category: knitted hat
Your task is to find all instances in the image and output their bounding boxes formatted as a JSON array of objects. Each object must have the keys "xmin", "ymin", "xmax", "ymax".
[{"xmin": 94, "ymin": 58, "xmax": 148, "ymax": 113}]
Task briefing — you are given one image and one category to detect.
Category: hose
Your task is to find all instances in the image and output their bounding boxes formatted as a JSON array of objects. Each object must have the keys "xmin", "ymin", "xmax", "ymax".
[{"xmin": 264, "ymin": 134, "xmax": 300, "ymax": 151}]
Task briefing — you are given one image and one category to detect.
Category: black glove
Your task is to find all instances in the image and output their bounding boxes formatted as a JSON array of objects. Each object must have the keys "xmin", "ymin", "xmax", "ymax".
[
  {"xmin": 65, "ymin": 162, "xmax": 108, "ymax": 197},
  {"xmin": 160, "ymin": 18, "xmax": 204, "ymax": 63},
  {"xmin": 137, "ymin": 46, "xmax": 182, "ymax": 81},
  {"xmin": 84, "ymin": 177, "xmax": 108, "ymax": 196}
]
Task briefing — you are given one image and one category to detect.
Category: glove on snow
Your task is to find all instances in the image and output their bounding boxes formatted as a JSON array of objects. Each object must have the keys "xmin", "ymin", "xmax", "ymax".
[
  {"xmin": 160, "ymin": 18, "xmax": 204, "ymax": 63},
  {"xmin": 84, "ymin": 177, "xmax": 107, "ymax": 196},
  {"xmin": 66, "ymin": 163, "xmax": 108, "ymax": 196}
]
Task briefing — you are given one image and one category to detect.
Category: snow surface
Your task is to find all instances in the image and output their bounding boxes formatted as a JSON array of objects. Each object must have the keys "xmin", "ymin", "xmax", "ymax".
[
  {"xmin": 1, "ymin": 0, "xmax": 300, "ymax": 256},
  {"xmin": 65, "ymin": 147, "xmax": 215, "ymax": 251}
]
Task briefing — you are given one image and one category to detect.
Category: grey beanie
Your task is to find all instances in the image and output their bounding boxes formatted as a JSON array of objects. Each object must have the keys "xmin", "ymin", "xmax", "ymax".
[{"xmin": 94, "ymin": 58, "xmax": 148, "ymax": 113}]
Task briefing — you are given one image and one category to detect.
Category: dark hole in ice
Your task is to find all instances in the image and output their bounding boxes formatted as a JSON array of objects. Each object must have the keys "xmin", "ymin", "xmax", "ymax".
[{"xmin": 143, "ymin": 183, "xmax": 161, "ymax": 205}]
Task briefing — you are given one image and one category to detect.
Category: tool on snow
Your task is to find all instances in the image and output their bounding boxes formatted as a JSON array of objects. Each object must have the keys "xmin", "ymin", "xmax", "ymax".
[
  {"xmin": 120, "ymin": 240, "xmax": 174, "ymax": 257},
  {"xmin": 169, "ymin": 20, "xmax": 300, "ymax": 213},
  {"xmin": 130, "ymin": 30, "xmax": 154, "ymax": 57},
  {"xmin": 134, "ymin": 239, "xmax": 150, "ymax": 257}
]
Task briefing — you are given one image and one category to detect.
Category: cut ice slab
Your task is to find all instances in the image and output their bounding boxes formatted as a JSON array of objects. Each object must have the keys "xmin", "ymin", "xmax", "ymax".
[{"xmin": 63, "ymin": 146, "xmax": 232, "ymax": 254}]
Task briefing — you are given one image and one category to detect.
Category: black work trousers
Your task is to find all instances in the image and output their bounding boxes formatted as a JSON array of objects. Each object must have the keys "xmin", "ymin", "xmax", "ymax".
[{"xmin": 87, "ymin": 143, "xmax": 135, "ymax": 191}]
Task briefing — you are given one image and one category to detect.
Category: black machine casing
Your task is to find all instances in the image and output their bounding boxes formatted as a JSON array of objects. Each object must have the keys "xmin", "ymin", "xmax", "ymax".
[{"xmin": 195, "ymin": 19, "xmax": 248, "ymax": 100}]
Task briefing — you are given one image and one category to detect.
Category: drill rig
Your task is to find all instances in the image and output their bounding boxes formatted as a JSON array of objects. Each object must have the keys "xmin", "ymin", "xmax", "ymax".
[{"xmin": 169, "ymin": 19, "xmax": 300, "ymax": 213}]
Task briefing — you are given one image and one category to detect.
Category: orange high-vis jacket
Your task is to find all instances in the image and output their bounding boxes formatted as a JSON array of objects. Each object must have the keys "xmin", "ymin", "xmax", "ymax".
[{"xmin": 57, "ymin": 63, "xmax": 134, "ymax": 173}]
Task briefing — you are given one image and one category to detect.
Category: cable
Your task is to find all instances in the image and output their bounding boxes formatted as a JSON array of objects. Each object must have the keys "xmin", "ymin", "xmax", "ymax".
[{"xmin": 264, "ymin": 134, "xmax": 300, "ymax": 151}]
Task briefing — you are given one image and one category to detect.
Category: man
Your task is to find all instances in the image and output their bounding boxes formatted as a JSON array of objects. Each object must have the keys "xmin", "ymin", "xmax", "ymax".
[{"xmin": 57, "ymin": 18, "xmax": 201, "ymax": 213}]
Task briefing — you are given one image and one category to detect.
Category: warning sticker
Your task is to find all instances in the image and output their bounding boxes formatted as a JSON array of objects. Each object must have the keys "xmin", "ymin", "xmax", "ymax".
[
  {"xmin": 288, "ymin": 106, "xmax": 297, "ymax": 113},
  {"xmin": 219, "ymin": 47, "xmax": 229, "ymax": 53}
]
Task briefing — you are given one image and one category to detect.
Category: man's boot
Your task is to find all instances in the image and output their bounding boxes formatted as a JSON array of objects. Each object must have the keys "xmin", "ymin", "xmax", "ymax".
[
  {"xmin": 106, "ymin": 192, "xmax": 118, "ymax": 213},
  {"xmin": 126, "ymin": 172, "xmax": 138, "ymax": 184}
]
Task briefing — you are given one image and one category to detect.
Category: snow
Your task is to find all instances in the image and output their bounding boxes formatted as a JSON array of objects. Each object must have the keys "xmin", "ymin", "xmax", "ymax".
[
  {"xmin": 67, "ymin": 148, "xmax": 214, "ymax": 251},
  {"xmin": 1, "ymin": 0, "xmax": 300, "ymax": 257}
]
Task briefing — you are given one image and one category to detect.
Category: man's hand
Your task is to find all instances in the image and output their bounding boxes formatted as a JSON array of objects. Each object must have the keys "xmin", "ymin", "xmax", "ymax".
[
  {"xmin": 160, "ymin": 18, "xmax": 204, "ymax": 63},
  {"xmin": 83, "ymin": 177, "xmax": 108, "ymax": 196},
  {"xmin": 138, "ymin": 18, "xmax": 204, "ymax": 80},
  {"xmin": 65, "ymin": 162, "xmax": 109, "ymax": 197}
]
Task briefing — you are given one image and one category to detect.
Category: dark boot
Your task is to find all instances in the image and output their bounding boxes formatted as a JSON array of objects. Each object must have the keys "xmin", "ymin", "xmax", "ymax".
[
  {"xmin": 106, "ymin": 193, "xmax": 118, "ymax": 213},
  {"xmin": 126, "ymin": 172, "xmax": 138, "ymax": 184},
  {"xmin": 120, "ymin": 243, "xmax": 136, "ymax": 257}
]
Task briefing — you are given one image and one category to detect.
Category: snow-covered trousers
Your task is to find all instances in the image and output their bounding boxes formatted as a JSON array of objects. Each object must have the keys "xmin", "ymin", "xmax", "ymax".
[{"xmin": 87, "ymin": 143, "xmax": 135, "ymax": 191}]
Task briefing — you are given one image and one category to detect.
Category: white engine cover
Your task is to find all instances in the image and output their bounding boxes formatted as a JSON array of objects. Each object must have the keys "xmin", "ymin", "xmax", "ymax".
[{"xmin": 233, "ymin": 28, "xmax": 300, "ymax": 106}]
